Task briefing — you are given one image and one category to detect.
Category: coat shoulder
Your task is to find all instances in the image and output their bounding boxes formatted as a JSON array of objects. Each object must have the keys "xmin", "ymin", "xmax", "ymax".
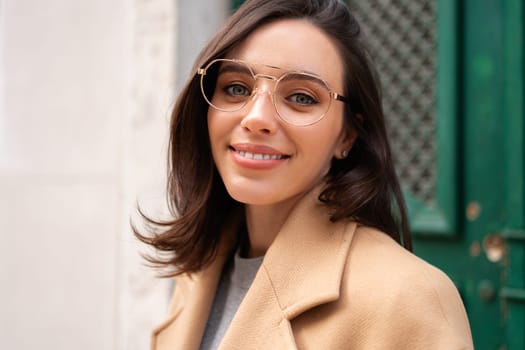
[
  {"xmin": 347, "ymin": 225, "xmax": 463, "ymax": 312},
  {"xmin": 292, "ymin": 224, "xmax": 473, "ymax": 349},
  {"xmin": 350, "ymin": 226, "xmax": 447, "ymax": 277},
  {"xmin": 341, "ymin": 225, "xmax": 473, "ymax": 348}
]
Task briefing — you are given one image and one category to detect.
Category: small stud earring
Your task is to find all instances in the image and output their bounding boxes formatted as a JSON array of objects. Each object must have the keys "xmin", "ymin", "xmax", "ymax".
[{"xmin": 341, "ymin": 150, "xmax": 348, "ymax": 158}]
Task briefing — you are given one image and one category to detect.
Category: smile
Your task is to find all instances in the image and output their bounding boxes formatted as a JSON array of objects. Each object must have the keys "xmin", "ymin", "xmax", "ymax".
[{"xmin": 236, "ymin": 150, "xmax": 287, "ymax": 160}]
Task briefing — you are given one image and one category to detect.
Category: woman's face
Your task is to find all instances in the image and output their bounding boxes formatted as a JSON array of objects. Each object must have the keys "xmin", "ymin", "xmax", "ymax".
[{"xmin": 208, "ymin": 19, "xmax": 354, "ymax": 206}]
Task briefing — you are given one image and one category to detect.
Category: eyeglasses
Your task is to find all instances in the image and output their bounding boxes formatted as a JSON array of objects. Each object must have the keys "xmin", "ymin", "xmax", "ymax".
[{"xmin": 197, "ymin": 59, "xmax": 348, "ymax": 126}]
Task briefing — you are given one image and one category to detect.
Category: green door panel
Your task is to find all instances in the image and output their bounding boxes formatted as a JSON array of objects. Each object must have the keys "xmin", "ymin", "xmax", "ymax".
[
  {"xmin": 500, "ymin": 1, "xmax": 525, "ymax": 348},
  {"xmin": 458, "ymin": 0, "xmax": 524, "ymax": 348},
  {"xmin": 345, "ymin": 0, "xmax": 459, "ymax": 236},
  {"xmin": 406, "ymin": 0, "xmax": 459, "ymax": 235}
]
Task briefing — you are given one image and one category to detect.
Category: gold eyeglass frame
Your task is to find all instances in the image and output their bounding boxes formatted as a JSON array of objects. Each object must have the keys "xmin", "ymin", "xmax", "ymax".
[{"xmin": 197, "ymin": 58, "xmax": 348, "ymax": 127}]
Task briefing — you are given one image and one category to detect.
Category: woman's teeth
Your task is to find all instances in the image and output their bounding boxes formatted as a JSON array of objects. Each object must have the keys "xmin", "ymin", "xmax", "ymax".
[{"xmin": 237, "ymin": 150, "xmax": 285, "ymax": 160}]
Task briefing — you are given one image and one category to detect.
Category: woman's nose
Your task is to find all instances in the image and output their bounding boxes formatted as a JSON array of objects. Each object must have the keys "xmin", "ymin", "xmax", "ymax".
[{"xmin": 239, "ymin": 88, "xmax": 278, "ymax": 135}]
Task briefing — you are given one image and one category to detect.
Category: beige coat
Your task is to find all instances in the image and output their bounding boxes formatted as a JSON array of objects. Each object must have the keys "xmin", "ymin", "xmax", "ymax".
[{"xmin": 151, "ymin": 189, "xmax": 474, "ymax": 349}]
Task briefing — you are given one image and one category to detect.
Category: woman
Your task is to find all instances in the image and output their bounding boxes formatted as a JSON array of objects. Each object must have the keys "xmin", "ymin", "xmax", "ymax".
[{"xmin": 137, "ymin": 0, "xmax": 473, "ymax": 349}]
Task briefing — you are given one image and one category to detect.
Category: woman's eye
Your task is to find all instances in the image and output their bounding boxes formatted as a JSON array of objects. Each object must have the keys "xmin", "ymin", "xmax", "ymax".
[
  {"xmin": 288, "ymin": 93, "xmax": 317, "ymax": 105},
  {"xmin": 225, "ymin": 84, "xmax": 250, "ymax": 97}
]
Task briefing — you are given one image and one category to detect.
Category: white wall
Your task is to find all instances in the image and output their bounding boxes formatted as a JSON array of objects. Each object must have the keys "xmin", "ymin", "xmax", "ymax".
[{"xmin": 0, "ymin": 0, "xmax": 176, "ymax": 348}]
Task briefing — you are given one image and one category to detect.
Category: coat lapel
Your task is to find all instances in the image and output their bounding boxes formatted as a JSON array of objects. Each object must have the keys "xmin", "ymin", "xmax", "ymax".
[
  {"xmin": 151, "ymin": 208, "xmax": 243, "ymax": 350},
  {"xmin": 151, "ymin": 255, "xmax": 225, "ymax": 350},
  {"xmin": 218, "ymin": 188, "xmax": 357, "ymax": 349}
]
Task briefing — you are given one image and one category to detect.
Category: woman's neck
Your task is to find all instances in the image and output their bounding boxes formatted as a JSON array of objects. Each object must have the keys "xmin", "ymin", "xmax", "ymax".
[{"xmin": 244, "ymin": 195, "xmax": 303, "ymax": 258}]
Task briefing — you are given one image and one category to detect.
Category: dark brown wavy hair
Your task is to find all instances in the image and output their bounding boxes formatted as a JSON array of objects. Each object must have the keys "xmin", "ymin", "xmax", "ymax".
[{"xmin": 135, "ymin": 0, "xmax": 412, "ymax": 276}]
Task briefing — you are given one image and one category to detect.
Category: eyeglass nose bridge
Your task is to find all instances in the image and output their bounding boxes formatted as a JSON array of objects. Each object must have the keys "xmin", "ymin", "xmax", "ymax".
[
  {"xmin": 248, "ymin": 73, "xmax": 280, "ymax": 106},
  {"xmin": 252, "ymin": 72, "xmax": 279, "ymax": 93}
]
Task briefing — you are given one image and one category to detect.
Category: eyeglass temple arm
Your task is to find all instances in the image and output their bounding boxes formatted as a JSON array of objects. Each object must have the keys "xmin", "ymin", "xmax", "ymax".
[{"xmin": 332, "ymin": 92, "xmax": 349, "ymax": 104}]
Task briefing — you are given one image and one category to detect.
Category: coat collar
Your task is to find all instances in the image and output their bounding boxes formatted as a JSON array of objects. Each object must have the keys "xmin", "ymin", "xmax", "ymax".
[
  {"xmin": 256, "ymin": 187, "xmax": 356, "ymax": 319},
  {"xmin": 152, "ymin": 187, "xmax": 357, "ymax": 350}
]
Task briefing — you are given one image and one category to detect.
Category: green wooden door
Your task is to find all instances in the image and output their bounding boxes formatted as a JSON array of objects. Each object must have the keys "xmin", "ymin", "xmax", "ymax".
[
  {"xmin": 349, "ymin": 0, "xmax": 524, "ymax": 348},
  {"xmin": 350, "ymin": 0, "xmax": 525, "ymax": 348},
  {"xmin": 231, "ymin": 0, "xmax": 525, "ymax": 348},
  {"xmin": 458, "ymin": 0, "xmax": 525, "ymax": 348}
]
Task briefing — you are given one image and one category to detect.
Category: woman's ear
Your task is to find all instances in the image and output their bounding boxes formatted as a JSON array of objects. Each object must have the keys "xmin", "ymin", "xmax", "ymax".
[{"xmin": 334, "ymin": 113, "xmax": 362, "ymax": 159}]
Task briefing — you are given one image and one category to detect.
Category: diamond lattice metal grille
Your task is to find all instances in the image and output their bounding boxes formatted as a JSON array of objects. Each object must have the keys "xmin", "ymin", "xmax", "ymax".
[{"xmin": 348, "ymin": 0, "xmax": 437, "ymax": 204}]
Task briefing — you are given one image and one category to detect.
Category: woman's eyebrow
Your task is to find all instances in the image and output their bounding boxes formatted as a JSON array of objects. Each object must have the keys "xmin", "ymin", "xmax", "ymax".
[
  {"xmin": 218, "ymin": 63, "xmax": 252, "ymax": 75},
  {"xmin": 281, "ymin": 72, "xmax": 325, "ymax": 84}
]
